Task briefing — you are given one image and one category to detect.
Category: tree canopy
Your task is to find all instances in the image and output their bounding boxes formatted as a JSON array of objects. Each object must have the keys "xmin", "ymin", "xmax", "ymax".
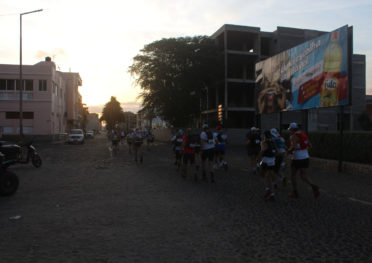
[
  {"xmin": 129, "ymin": 36, "xmax": 223, "ymax": 127},
  {"xmin": 100, "ymin": 96, "xmax": 125, "ymax": 130}
]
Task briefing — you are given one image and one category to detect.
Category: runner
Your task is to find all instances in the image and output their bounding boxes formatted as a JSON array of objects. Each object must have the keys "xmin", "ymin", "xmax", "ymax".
[
  {"xmin": 214, "ymin": 125, "xmax": 228, "ymax": 171},
  {"xmin": 287, "ymin": 122, "xmax": 319, "ymax": 198},
  {"xmin": 246, "ymin": 127, "xmax": 261, "ymax": 174},
  {"xmin": 171, "ymin": 129, "xmax": 184, "ymax": 170},
  {"xmin": 120, "ymin": 130, "xmax": 125, "ymax": 145},
  {"xmin": 111, "ymin": 129, "xmax": 120, "ymax": 155},
  {"xmin": 181, "ymin": 128, "xmax": 197, "ymax": 181},
  {"xmin": 133, "ymin": 128, "xmax": 144, "ymax": 163},
  {"xmin": 192, "ymin": 128, "xmax": 201, "ymax": 171},
  {"xmin": 126, "ymin": 129, "xmax": 134, "ymax": 154},
  {"xmin": 257, "ymin": 130, "xmax": 278, "ymax": 200},
  {"xmin": 146, "ymin": 128, "xmax": 155, "ymax": 150},
  {"xmin": 270, "ymin": 128, "xmax": 288, "ymax": 186},
  {"xmin": 200, "ymin": 124, "xmax": 216, "ymax": 183}
]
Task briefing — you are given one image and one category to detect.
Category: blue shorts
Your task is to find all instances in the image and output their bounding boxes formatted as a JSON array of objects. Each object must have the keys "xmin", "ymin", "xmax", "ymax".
[{"xmin": 215, "ymin": 143, "xmax": 226, "ymax": 154}]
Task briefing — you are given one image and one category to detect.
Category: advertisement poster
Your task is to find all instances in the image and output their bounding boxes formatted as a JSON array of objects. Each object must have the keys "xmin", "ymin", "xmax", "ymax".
[{"xmin": 255, "ymin": 25, "xmax": 349, "ymax": 114}]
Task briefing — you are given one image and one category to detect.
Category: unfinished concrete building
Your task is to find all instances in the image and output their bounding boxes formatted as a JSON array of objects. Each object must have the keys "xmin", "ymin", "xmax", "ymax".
[{"xmin": 204, "ymin": 24, "xmax": 366, "ymax": 138}]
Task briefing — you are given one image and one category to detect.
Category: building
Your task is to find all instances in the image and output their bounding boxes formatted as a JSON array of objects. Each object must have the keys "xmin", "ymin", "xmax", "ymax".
[
  {"xmin": 123, "ymin": 111, "xmax": 137, "ymax": 131},
  {"xmin": 0, "ymin": 57, "xmax": 82, "ymax": 137},
  {"xmin": 366, "ymin": 95, "xmax": 372, "ymax": 121},
  {"xmin": 206, "ymin": 24, "xmax": 366, "ymax": 134},
  {"xmin": 86, "ymin": 113, "xmax": 102, "ymax": 132}
]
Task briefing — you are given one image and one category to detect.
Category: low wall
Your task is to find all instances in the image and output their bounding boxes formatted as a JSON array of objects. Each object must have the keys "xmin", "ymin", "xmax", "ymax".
[
  {"xmin": 310, "ymin": 157, "xmax": 372, "ymax": 176},
  {"xmin": 152, "ymin": 127, "xmax": 371, "ymax": 176}
]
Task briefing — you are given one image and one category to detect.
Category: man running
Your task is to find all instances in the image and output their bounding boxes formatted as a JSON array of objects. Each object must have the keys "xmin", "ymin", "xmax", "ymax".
[
  {"xmin": 182, "ymin": 128, "xmax": 197, "ymax": 181},
  {"xmin": 200, "ymin": 124, "xmax": 216, "ymax": 183},
  {"xmin": 171, "ymin": 129, "xmax": 184, "ymax": 170},
  {"xmin": 287, "ymin": 122, "xmax": 319, "ymax": 198},
  {"xmin": 133, "ymin": 128, "xmax": 144, "ymax": 163},
  {"xmin": 270, "ymin": 128, "xmax": 288, "ymax": 186},
  {"xmin": 111, "ymin": 129, "xmax": 120, "ymax": 155},
  {"xmin": 126, "ymin": 129, "xmax": 134, "ymax": 154},
  {"xmin": 257, "ymin": 130, "xmax": 278, "ymax": 200},
  {"xmin": 214, "ymin": 125, "xmax": 228, "ymax": 171}
]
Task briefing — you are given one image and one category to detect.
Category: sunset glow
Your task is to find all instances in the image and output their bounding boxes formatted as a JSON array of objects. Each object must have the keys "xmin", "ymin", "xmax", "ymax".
[{"xmin": 1, "ymin": 0, "xmax": 371, "ymax": 114}]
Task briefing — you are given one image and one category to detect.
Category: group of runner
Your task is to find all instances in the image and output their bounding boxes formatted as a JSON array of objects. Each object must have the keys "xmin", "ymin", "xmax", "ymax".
[
  {"xmin": 246, "ymin": 122, "xmax": 319, "ymax": 201},
  {"xmin": 108, "ymin": 127, "xmax": 155, "ymax": 162},
  {"xmin": 108, "ymin": 122, "xmax": 320, "ymax": 201},
  {"xmin": 171, "ymin": 124, "xmax": 228, "ymax": 183}
]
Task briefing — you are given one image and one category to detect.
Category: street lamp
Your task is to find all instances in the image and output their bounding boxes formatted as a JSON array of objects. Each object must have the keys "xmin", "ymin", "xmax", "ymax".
[{"xmin": 19, "ymin": 9, "xmax": 43, "ymax": 138}]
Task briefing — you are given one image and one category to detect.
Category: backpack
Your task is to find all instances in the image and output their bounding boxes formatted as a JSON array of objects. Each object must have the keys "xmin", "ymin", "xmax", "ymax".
[
  {"xmin": 295, "ymin": 132, "xmax": 310, "ymax": 150},
  {"xmin": 175, "ymin": 135, "xmax": 183, "ymax": 147},
  {"xmin": 263, "ymin": 139, "xmax": 277, "ymax": 157},
  {"xmin": 206, "ymin": 131, "xmax": 214, "ymax": 144},
  {"xmin": 217, "ymin": 132, "xmax": 226, "ymax": 144}
]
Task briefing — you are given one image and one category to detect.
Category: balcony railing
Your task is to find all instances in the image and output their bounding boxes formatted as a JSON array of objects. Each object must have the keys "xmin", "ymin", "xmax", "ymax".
[{"xmin": 0, "ymin": 91, "xmax": 33, "ymax": 100}]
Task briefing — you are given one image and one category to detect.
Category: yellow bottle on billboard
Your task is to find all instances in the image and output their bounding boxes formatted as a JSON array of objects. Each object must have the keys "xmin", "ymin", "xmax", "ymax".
[{"xmin": 319, "ymin": 31, "xmax": 343, "ymax": 107}]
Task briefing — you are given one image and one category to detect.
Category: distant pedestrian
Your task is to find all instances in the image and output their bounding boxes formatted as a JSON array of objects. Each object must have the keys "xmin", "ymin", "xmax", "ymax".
[{"xmin": 287, "ymin": 122, "xmax": 319, "ymax": 198}]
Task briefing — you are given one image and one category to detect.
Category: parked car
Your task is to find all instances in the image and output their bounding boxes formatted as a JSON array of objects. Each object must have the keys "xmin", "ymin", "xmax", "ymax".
[
  {"xmin": 85, "ymin": 130, "xmax": 94, "ymax": 138},
  {"xmin": 68, "ymin": 129, "xmax": 85, "ymax": 144}
]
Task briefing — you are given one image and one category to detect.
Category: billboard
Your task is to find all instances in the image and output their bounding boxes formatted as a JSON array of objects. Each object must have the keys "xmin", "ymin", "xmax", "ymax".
[{"xmin": 255, "ymin": 25, "xmax": 349, "ymax": 114}]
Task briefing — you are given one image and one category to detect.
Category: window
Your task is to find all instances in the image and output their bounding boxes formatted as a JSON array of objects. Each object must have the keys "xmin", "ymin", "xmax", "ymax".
[
  {"xmin": 23, "ymin": 126, "xmax": 33, "ymax": 134},
  {"xmin": 16, "ymin": 79, "xmax": 33, "ymax": 91},
  {"xmin": 7, "ymin": 80, "xmax": 15, "ymax": 91},
  {"xmin": 3, "ymin": 127, "xmax": 13, "ymax": 134},
  {"xmin": 0, "ymin": 79, "xmax": 6, "ymax": 90},
  {"xmin": 5, "ymin": 112, "xmax": 34, "ymax": 119},
  {"xmin": 39, "ymin": 80, "xmax": 47, "ymax": 91},
  {"xmin": 25, "ymin": 80, "xmax": 33, "ymax": 91}
]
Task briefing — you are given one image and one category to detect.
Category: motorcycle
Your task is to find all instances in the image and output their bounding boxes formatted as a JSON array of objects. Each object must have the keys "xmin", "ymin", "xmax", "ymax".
[
  {"xmin": 0, "ymin": 139, "xmax": 42, "ymax": 168},
  {"xmin": 0, "ymin": 152, "xmax": 19, "ymax": 196}
]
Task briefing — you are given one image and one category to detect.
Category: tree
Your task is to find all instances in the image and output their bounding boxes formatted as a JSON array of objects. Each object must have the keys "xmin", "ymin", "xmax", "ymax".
[
  {"xmin": 100, "ymin": 96, "xmax": 125, "ymax": 130},
  {"xmin": 129, "ymin": 36, "xmax": 223, "ymax": 127}
]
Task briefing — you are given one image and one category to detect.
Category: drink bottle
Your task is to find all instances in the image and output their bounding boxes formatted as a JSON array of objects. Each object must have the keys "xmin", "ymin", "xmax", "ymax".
[{"xmin": 319, "ymin": 31, "xmax": 342, "ymax": 107}]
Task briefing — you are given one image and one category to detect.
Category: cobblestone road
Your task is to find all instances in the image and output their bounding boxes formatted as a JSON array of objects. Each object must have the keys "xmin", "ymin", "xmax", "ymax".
[{"xmin": 0, "ymin": 135, "xmax": 371, "ymax": 262}]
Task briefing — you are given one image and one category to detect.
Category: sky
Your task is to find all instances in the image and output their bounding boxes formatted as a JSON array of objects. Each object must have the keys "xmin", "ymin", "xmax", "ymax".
[{"xmin": 0, "ymin": 0, "xmax": 371, "ymax": 114}]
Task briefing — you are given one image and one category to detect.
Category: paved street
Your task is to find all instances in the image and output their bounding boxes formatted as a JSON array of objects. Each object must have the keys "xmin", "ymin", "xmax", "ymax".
[{"xmin": 0, "ymin": 134, "xmax": 371, "ymax": 262}]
